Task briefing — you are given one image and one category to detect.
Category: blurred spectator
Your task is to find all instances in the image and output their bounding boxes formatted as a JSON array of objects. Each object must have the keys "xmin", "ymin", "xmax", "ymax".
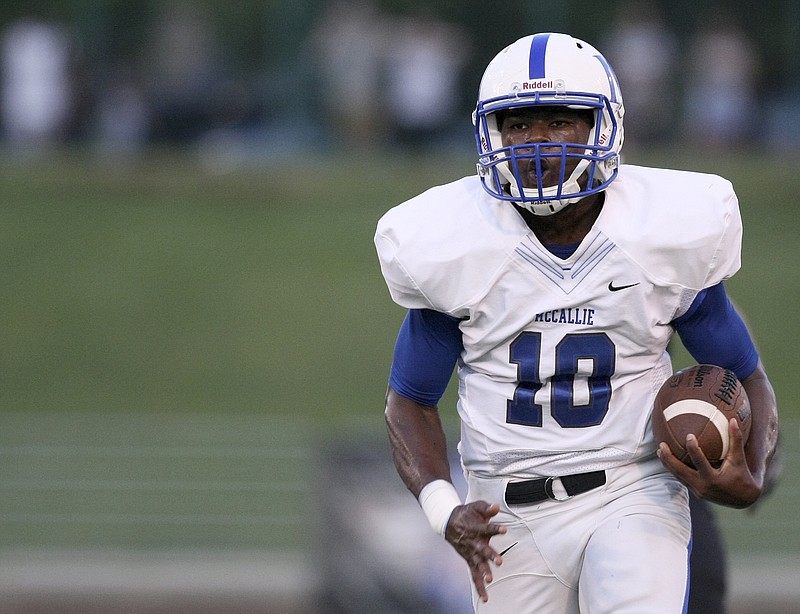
[
  {"xmin": 0, "ymin": 13, "xmax": 75, "ymax": 150},
  {"xmin": 683, "ymin": 12, "xmax": 761, "ymax": 148},
  {"xmin": 94, "ymin": 65, "xmax": 150, "ymax": 158},
  {"xmin": 764, "ymin": 87, "xmax": 800, "ymax": 153},
  {"xmin": 144, "ymin": 1, "xmax": 225, "ymax": 144},
  {"xmin": 308, "ymin": 0, "xmax": 389, "ymax": 151},
  {"xmin": 383, "ymin": 11, "xmax": 470, "ymax": 151},
  {"xmin": 602, "ymin": 0, "xmax": 678, "ymax": 148}
]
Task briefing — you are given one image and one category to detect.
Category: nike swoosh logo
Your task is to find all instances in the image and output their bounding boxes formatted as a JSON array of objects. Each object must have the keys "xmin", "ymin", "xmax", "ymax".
[
  {"xmin": 608, "ymin": 281, "xmax": 640, "ymax": 292},
  {"xmin": 499, "ymin": 542, "xmax": 519, "ymax": 557}
]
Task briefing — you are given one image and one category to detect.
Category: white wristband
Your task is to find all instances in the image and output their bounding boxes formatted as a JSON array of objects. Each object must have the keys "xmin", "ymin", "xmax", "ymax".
[{"xmin": 418, "ymin": 479, "xmax": 462, "ymax": 537}]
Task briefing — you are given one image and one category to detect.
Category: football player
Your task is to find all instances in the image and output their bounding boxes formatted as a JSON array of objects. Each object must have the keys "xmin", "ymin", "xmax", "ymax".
[{"xmin": 375, "ymin": 32, "xmax": 779, "ymax": 613}]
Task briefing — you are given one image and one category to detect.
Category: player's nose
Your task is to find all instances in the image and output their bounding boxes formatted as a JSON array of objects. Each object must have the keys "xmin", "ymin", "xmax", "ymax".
[{"xmin": 523, "ymin": 120, "xmax": 550, "ymax": 143}]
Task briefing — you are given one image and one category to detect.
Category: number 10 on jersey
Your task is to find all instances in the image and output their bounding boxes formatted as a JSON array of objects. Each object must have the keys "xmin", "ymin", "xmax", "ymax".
[{"xmin": 507, "ymin": 332, "xmax": 615, "ymax": 428}]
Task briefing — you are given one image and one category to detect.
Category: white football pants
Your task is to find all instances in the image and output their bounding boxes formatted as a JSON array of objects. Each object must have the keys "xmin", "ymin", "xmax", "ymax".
[{"xmin": 465, "ymin": 457, "xmax": 691, "ymax": 614}]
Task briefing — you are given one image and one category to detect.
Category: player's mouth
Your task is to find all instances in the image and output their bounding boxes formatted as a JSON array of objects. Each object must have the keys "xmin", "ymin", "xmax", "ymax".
[{"xmin": 518, "ymin": 156, "xmax": 559, "ymax": 189}]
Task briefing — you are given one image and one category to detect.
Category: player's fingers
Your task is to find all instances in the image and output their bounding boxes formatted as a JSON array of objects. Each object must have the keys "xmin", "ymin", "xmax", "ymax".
[
  {"xmin": 460, "ymin": 502, "xmax": 507, "ymax": 537},
  {"xmin": 478, "ymin": 501, "xmax": 501, "ymax": 519},
  {"xmin": 684, "ymin": 434, "xmax": 714, "ymax": 474},
  {"xmin": 657, "ymin": 442, "xmax": 686, "ymax": 473},
  {"xmin": 472, "ymin": 552, "xmax": 494, "ymax": 579},
  {"xmin": 472, "ymin": 533, "xmax": 504, "ymax": 566},
  {"xmin": 448, "ymin": 526, "xmax": 498, "ymax": 559},
  {"xmin": 486, "ymin": 521, "xmax": 507, "ymax": 539},
  {"xmin": 719, "ymin": 420, "xmax": 748, "ymax": 474},
  {"xmin": 727, "ymin": 418, "xmax": 744, "ymax": 456},
  {"xmin": 470, "ymin": 552, "xmax": 498, "ymax": 602},
  {"xmin": 471, "ymin": 537, "xmax": 503, "ymax": 566},
  {"xmin": 454, "ymin": 520, "xmax": 503, "ymax": 563},
  {"xmin": 470, "ymin": 567, "xmax": 490, "ymax": 603},
  {"xmin": 658, "ymin": 442, "xmax": 704, "ymax": 491}
]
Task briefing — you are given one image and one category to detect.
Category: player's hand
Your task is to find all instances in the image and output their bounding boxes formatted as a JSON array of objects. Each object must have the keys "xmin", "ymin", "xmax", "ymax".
[
  {"xmin": 444, "ymin": 500, "xmax": 507, "ymax": 603},
  {"xmin": 658, "ymin": 418, "xmax": 761, "ymax": 508}
]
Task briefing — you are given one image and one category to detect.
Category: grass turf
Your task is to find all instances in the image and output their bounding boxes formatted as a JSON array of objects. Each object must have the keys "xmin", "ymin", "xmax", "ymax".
[{"xmin": 0, "ymin": 149, "xmax": 796, "ymax": 555}]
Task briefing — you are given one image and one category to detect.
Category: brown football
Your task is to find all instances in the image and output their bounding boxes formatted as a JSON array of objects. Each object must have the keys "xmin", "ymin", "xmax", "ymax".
[{"xmin": 652, "ymin": 364, "xmax": 751, "ymax": 466}]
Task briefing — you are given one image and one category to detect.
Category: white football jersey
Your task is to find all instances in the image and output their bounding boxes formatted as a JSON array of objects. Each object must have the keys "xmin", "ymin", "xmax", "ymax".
[{"xmin": 375, "ymin": 165, "xmax": 742, "ymax": 478}]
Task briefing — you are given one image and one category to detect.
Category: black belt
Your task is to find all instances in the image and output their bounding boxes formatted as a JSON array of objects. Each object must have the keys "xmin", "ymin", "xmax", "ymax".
[{"xmin": 505, "ymin": 470, "xmax": 606, "ymax": 505}]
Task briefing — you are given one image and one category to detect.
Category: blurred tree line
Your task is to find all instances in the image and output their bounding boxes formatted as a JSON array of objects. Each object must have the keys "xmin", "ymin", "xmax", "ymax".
[
  {"xmin": 2, "ymin": 0, "xmax": 797, "ymax": 88},
  {"xmin": 0, "ymin": 0, "xmax": 797, "ymax": 155}
]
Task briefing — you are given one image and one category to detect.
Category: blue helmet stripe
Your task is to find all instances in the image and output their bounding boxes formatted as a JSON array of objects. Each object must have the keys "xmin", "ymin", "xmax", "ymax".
[
  {"xmin": 594, "ymin": 54, "xmax": 619, "ymax": 103},
  {"xmin": 528, "ymin": 33, "xmax": 550, "ymax": 79}
]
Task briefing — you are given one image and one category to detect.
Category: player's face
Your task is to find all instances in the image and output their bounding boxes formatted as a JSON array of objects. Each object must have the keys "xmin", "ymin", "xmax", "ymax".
[{"xmin": 499, "ymin": 106, "xmax": 594, "ymax": 190}]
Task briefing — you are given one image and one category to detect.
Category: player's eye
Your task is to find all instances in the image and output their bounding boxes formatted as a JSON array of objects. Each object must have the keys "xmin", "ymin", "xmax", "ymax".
[{"xmin": 505, "ymin": 120, "xmax": 528, "ymax": 131}]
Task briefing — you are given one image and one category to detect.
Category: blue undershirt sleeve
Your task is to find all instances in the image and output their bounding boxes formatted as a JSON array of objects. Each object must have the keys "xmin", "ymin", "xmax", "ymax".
[
  {"xmin": 672, "ymin": 282, "xmax": 759, "ymax": 381},
  {"xmin": 389, "ymin": 309, "xmax": 463, "ymax": 407}
]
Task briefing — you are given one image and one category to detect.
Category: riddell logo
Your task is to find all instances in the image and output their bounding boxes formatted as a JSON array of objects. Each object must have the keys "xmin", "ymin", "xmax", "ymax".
[{"xmin": 522, "ymin": 80, "xmax": 555, "ymax": 90}]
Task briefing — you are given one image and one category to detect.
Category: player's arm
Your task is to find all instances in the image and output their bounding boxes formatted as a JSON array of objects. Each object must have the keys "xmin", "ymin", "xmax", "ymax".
[
  {"xmin": 385, "ymin": 309, "xmax": 506, "ymax": 602},
  {"xmin": 385, "ymin": 309, "xmax": 459, "ymax": 497},
  {"xmin": 739, "ymin": 360, "xmax": 779, "ymax": 493},
  {"xmin": 385, "ymin": 387, "xmax": 451, "ymax": 497},
  {"xmin": 663, "ymin": 283, "xmax": 779, "ymax": 508}
]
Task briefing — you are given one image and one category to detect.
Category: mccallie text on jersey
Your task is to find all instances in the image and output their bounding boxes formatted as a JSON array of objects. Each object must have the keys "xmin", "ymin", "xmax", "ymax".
[{"xmin": 534, "ymin": 307, "xmax": 595, "ymax": 326}]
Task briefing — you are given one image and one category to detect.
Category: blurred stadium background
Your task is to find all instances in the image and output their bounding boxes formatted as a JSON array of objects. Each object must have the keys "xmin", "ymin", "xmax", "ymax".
[{"xmin": 0, "ymin": 1, "xmax": 797, "ymax": 613}]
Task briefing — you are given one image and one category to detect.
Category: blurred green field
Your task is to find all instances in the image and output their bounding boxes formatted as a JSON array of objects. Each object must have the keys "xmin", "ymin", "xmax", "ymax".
[{"xmin": 0, "ymin": 150, "xmax": 797, "ymax": 558}]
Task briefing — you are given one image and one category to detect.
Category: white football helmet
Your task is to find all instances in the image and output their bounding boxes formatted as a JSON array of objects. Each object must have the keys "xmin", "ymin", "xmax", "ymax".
[{"xmin": 473, "ymin": 33, "xmax": 624, "ymax": 215}]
